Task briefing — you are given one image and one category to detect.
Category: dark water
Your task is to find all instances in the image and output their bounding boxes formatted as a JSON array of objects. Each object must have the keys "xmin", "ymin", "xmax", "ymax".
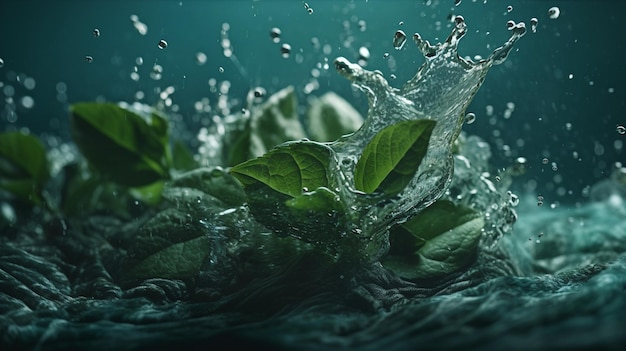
[{"xmin": 1, "ymin": 1, "xmax": 626, "ymax": 350}]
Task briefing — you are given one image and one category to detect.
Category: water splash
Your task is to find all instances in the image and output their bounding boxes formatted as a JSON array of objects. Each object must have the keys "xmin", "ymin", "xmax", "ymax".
[{"xmin": 328, "ymin": 16, "xmax": 526, "ymax": 259}]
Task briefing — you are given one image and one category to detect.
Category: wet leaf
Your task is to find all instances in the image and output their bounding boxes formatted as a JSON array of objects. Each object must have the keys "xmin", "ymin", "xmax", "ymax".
[
  {"xmin": 285, "ymin": 187, "xmax": 342, "ymax": 213},
  {"xmin": 230, "ymin": 141, "xmax": 333, "ymax": 198},
  {"xmin": 383, "ymin": 200, "xmax": 484, "ymax": 280},
  {"xmin": 70, "ymin": 102, "xmax": 171, "ymax": 187},
  {"xmin": 123, "ymin": 235, "xmax": 211, "ymax": 282},
  {"xmin": 354, "ymin": 119, "xmax": 436, "ymax": 196},
  {"xmin": 306, "ymin": 92, "xmax": 363, "ymax": 142},
  {"xmin": 172, "ymin": 140, "xmax": 199, "ymax": 171},
  {"xmin": 0, "ymin": 132, "xmax": 49, "ymax": 205},
  {"xmin": 249, "ymin": 86, "xmax": 307, "ymax": 157}
]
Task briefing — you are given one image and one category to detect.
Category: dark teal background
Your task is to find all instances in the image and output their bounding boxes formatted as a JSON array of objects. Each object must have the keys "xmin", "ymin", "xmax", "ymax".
[{"xmin": 1, "ymin": 0, "xmax": 624, "ymax": 203}]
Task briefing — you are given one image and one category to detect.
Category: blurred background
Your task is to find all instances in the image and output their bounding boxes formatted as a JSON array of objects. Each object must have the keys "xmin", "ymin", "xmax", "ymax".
[{"xmin": 0, "ymin": 0, "xmax": 624, "ymax": 205}]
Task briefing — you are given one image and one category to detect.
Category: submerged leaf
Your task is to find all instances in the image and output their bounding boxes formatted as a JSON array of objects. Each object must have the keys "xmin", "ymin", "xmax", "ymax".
[
  {"xmin": 230, "ymin": 141, "xmax": 333, "ymax": 198},
  {"xmin": 124, "ymin": 235, "xmax": 211, "ymax": 282},
  {"xmin": 0, "ymin": 132, "xmax": 49, "ymax": 205},
  {"xmin": 384, "ymin": 200, "xmax": 484, "ymax": 280},
  {"xmin": 354, "ymin": 119, "xmax": 436, "ymax": 196},
  {"xmin": 70, "ymin": 102, "xmax": 171, "ymax": 187}
]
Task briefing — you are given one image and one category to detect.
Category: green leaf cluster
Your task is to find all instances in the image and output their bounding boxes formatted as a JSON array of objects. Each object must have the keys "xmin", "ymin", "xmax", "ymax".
[{"xmin": 383, "ymin": 200, "xmax": 484, "ymax": 280}]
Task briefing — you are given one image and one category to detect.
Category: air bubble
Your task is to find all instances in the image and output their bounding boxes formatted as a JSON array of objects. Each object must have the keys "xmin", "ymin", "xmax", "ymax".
[
  {"xmin": 158, "ymin": 39, "xmax": 168, "ymax": 49},
  {"xmin": 93, "ymin": 28, "xmax": 100, "ymax": 37},
  {"xmin": 280, "ymin": 43, "xmax": 292, "ymax": 58},
  {"xmin": 270, "ymin": 27, "xmax": 281, "ymax": 43},
  {"xmin": 542, "ymin": 157, "xmax": 549, "ymax": 164},
  {"xmin": 507, "ymin": 6, "xmax": 513, "ymax": 12},
  {"xmin": 508, "ymin": 191, "xmax": 520, "ymax": 207},
  {"xmin": 383, "ymin": 52, "xmax": 389, "ymax": 59},
  {"xmin": 393, "ymin": 30, "xmax": 407, "ymax": 50},
  {"xmin": 0, "ymin": 58, "xmax": 4, "ymax": 68},
  {"xmin": 464, "ymin": 112, "xmax": 476, "ymax": 124},
  {"xmin": 617, "ymin": 125, "xmax": 626, "ymax": 135},
  {"xmin": 196, "ymin": 52, "xmax": 207, "ymax": 65},
  {"xmin": 307, "ymin": 8, "xmax": 314, "ymax": 14},
  {"xmin": 85, "ymin": 55, "xmax": 93, "ymax": 63},
  {"xmin": 454, "ymin": 0, "xmax": 462, "ymax": 6},
  {"xmin": 548, "ymin": 6, "xmax": 560, "ymax": 19},
  {"xmin": 218, "ymin": 66, "xmax": 224, "ymax": 73}
]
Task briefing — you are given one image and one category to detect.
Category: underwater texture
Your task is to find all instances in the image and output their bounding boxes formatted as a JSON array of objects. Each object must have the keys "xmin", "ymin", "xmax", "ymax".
[{"xmin": 1, "ymin": 1, "xmax": 625, "ymax": 350}]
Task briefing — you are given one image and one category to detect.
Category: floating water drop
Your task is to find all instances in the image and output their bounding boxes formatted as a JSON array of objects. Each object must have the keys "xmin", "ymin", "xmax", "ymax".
[
  {"xmin": 393, "ymin": 30, "xmax": 407, "ymax": 50},
  {"xmin": 548, "ymin": 6, "xmax": 560, "ymax": 19},
  {"xmin": 253, "ymin": 87, "xmax": 266, "ymax": 98},
  {"xmin": 270, "ymin": 27, "xmax": 281, "ymax": 43},
  {"xmin": 617, "ymin": 125, "xmax": 626, "ymax": 135},
  {"xmin": 506, "ymin": 20, "xmax": 515, "ymax": 30},
  {"xmin": 85, "ymin": 55, "xmax": 93, "ymax": 63},
  {"xmin": 530, "ymin": 17, "xmax": 538, "ymax": 33},
  {"xmin": 464, "ymin": 112, "xmax": 476, "ymax": 124},
  {"xmin": 93, "ymin": 28, "xmax": 100, "ymax": 37},
  {"xmin": 280, "ymin": 43, "xmax": 292, "ymax": 58},
  {"xmin": 508, "ymin": 191, "xmax": 520, "ymax": 207},
  {"xmin": 196, "ymin": 52, "xmax": 207, "ymax": 65},
  {"xmin": 158, "ymin": 39, "xmax": 168, "ymax": 49}
]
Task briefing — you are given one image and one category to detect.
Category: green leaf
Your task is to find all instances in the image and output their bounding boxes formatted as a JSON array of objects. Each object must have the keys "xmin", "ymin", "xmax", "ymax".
[
  {"xmin": 168, "ymin": 167, "xmax": 246, "ymax": 207},
  {"xmin": 172, "ymin": 140, "xmax": 199, "ymax": 171},
  {"xmin": 248, "ymin": 86, "xmax": 307, "ymax": 157},
  {"xmin": 124, "ymin": 235, "xmax": 211, "ymax": 282},
  {"xmin": 0, "ymin": 132, "xmax": 49, "ymax": 205},
  {"xmin": 129, "ymin": 181, "xmax": 165, "ymax": 206},
  {"xmin": 354, "ymin": 119, "xmax": 436, "ymax": 196},
  {"xmin": 70, "ymin": 102, "xmax": 171, "ymax": 187},
  {"xmin": 230, "ymin": 141, "xmax": 333, "ymax": 198},
  {"xmin": 383, "ymin": 200, "xmax": 484, "ymax": 280},
  {"xmin": 285, "ymin": 187, "xmax": 342, "ymax": 213},
  {"xmin": 306, "ymin": 92, "xmax": 363, "ymax": 142}
]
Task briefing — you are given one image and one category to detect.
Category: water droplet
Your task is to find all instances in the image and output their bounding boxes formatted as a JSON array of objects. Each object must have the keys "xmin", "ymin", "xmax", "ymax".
[
  {"xmin": 390, "ymin": 74, "xmax": 397, "ymax": 79},
  {"xmin": 0, "ymin": 58, "xmax": 4, "ymax": 68},
  {"xmin": 383, "ymin": 52, "xmax": 390, "ymax": 59},
  {"xmin": 542, "ymin": 157, "xmax": 549, "ymax": 164},
  {"xmin": 454, "ymin": 0, "xmax": 462, "ymax": 6},
  {"xmin": 617, "ymin": 125, "xmax": 626, "ymax": 135},
  {"xmin": 464, "ymin": 112, "xmax": 476, "ymax": 124},
  {"xmin": 307, "ymin": 8, "xmax": 314, "ymax": 14},
  {"xmin": 548, "ymin": 6, "xmax": 560, "ymax": 19},
  {"xmin": 530, "ymin": 17, "xmax": 538, "ymax": 33},
  {"xmin": 393, "ymin": 30, "xmax": 407, "ymax": 50},
  {"xmin": 280, "ymin": 43, "xmax": 291, "ymax": 58},
  {"xmin": 495, "ymin": 175, "xmax": 501, "ymax": 182},
  {"xmin": 85, "ymin": 55, "xmax": 93, "ymax": 63},
  {"xmin": 506, "ymin": 20, "xmax": 515, "ymax": 30},
  {"xmin": 253, "ymin": 87, "xmax": 265, "ymax": 98},
  {"xmin": 507, "ymin": 5, "xmax": 513, "ymax": 13},
  {"xmin": 93, "ymin": 28, "xmax": 100, "ymax": 37},
  {"xmin": 218, "ymin": 66, "xmax": 224, "ymax": 73},
  {"xmin": 158, "ymin": 39, "xmax": 168, "ymax": 49},
  {"xmin": 270, "ymin": 27, "xmax": 282, "ymax": 43},
  {"xmin": 398, "ymin": 21, "xmax": 404, "ymax": 26},
  {"xmin": 551, "ymin": 162, "xmax": 558, "ymax": 171},
  {"xmin": 196, "ymin": 52, "xmax": 207, "ymax": 65},
  {"xmin": 508, "ymin": 191, "xmax": 520, "ymax": 207}
]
